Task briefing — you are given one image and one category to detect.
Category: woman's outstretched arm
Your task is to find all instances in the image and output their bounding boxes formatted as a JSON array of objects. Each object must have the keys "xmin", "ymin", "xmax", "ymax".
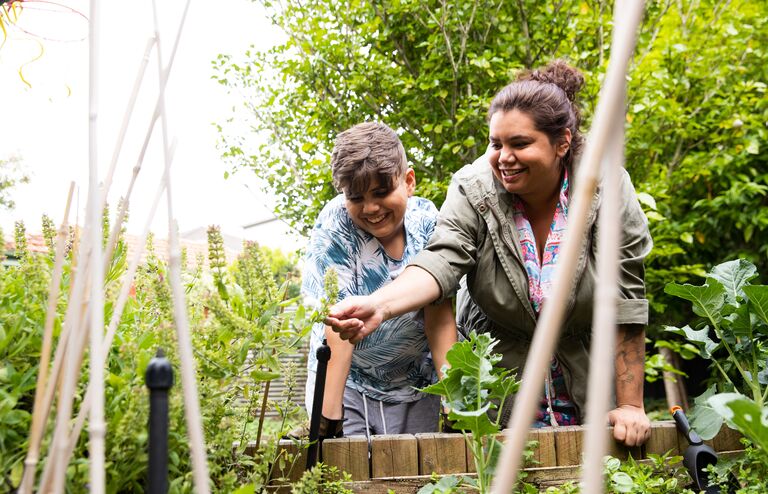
[{"xmin": 325, "ymin": 266, "xmax": 441, "ymax": 343}]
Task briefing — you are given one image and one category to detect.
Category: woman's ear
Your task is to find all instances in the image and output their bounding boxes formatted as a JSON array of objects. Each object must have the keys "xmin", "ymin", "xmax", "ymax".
[
  {"xmin": 558, "ymin": 128, "xmax": 572, "ymax": 158},
  {"xmin": 404, "ymin": 168, "xmax": 416, "ymax": 196}
]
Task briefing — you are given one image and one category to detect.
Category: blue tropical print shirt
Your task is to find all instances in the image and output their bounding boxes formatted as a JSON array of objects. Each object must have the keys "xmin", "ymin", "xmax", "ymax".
[{"xmin": 303, "ymin": 194, "xmax": 439, "ymax": 407}]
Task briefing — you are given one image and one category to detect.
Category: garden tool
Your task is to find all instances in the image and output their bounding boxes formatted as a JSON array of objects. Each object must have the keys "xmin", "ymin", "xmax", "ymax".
[
  {"xmin": 671, "ymin": 405, "xmax": 720, "ymax": 493},
  {"xmin": 306, "ymin": 338, "xmax": 332, "ymax": 470}
]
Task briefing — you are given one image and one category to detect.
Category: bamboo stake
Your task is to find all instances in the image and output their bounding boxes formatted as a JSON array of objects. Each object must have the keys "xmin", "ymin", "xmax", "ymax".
[
  {"xmin": 100, "ymin": 36, "xmax": 156, "ymax": 206},
  {"xmin": 489, "ymin": 3, "xmax": 645, "ymax": 492},
  {"xmin": 63, "ymin": 144, "xmax": 176, "ymax": 462},
  {"xmin": 104, "ymin": 1, "xmax": 193, "ymax": 268},
  {"xmin": 87, "ymin": 0, "xmax": 106, "ymax": 488},
  {"xmin": 49, "ymin": 232, "xmax": 93, "ymax": 494},
  {"xmin": 18, "ymin": 183, "xmax": 75, "ymax": 494},
  {"xmin": 39, "ymin": 295, "xmax": 92, "ymax": 493},
  {"xmin": 151, "ymin": 0, "xmax": 211, "ymax": 491},
  {"xmin": 580, "ymin": 72, "xmax": 627, "ymax": 494}
]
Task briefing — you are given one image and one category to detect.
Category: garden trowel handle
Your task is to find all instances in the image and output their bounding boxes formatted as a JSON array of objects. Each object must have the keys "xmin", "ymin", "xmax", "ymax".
[
  {"xmin": 306, "ymin": 338, "xmax": 331, "ymax": 470},
  {"xmin": 672, "ymin": 405, "xmax": 703, "ymax": 445}
]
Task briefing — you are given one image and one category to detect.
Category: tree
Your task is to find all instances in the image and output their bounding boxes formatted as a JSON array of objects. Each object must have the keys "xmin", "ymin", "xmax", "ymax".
[
  {"xmin": 0, "ymin": 155, "xmax": 29, "ymax": 210},
  {"xmin": 214, "ymin": 0, "xmax": 617, "ymax": 233},
  {"xmin": 215, "ymin": 0, "xmax": 768, "ymax": 326}
]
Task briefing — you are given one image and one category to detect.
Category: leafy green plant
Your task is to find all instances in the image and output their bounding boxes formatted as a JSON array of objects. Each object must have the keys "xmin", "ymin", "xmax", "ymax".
[
  {"xmin": 418, "ymin": 331, "xmax": 520, "ymax": 493},
  {"xmin": 541, "ymin": 453, "xmax": 695, "ymax": 494},
  {"xmin": 664, "ymin": 258, "xmax": 768, "ymax": 440},
  {"xmin": 1, "ymin": 213, "xmax": 327, "ymax": 491},
  {"xmin": 288, "ymin": 463, "xmax": 352, "ymax": 494}
]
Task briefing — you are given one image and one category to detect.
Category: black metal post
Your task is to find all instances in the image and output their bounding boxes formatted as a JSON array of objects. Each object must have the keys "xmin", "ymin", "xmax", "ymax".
[
  {"xmin": 306, "ymin": 338, "xmax": 331, "ymax": 470},
  {"xmin": 146, "ymin": 348, "xmax": 173, "ymax": 494}
]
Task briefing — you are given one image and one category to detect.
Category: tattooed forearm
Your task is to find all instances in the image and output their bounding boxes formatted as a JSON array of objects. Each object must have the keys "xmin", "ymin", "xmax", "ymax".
[{"xmin": 615, "ymin": 324, "xmax": 645, "ymax": 407}]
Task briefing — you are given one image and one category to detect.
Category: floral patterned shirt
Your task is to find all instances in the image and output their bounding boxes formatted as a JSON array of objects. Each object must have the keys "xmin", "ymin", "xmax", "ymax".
[
  {"xmin": 302, "ymin": 195, "xmax": 439, "ymax": 410},
  {"xmin": 511, "ymin": 171, "xmax": 579, "ymax": 427}
]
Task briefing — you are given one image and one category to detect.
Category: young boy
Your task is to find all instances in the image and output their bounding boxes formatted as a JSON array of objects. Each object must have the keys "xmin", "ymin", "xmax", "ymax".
[{"xmin": 302, "ymin": 122, "xmax": 456, "ymax": 439}]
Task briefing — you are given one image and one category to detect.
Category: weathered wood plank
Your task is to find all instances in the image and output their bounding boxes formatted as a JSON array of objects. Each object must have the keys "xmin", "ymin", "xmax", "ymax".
[
  {"xmin": 371, "ymin": 434, "xmax": 419, "ymax": 478},
  {"xmin": 322, "ymin": 436, "xmax": 370, "ymax": 481},
  {"xmin": 525, "ymin": 428, "xmax": 557, "ymax": 467},
  {"xmin": 713, "ymin": 425, "xmax": 743, "ymax": 452},
  {"xmin": 554, "ymin": 425, "xmax": 583, "ymax": 466},
  {"xmin": 644, "ymin": 420, "xmax": 680, "ymax": 457},
  {"xmin": 416, "ymin": 432, "xmax": 468, "ymax": 475},
  {"xmin": 605, "ymin": 426, "xmax": 643, "ymax": 460}
]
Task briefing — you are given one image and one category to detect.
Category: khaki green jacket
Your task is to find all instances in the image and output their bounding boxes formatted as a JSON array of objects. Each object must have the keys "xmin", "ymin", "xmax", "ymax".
[{"xmin": 411, "ymin": 156, "xmax": 652, "ymax": 421}]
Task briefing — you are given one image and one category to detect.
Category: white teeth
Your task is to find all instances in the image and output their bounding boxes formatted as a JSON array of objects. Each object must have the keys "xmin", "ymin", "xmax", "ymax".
[
  {"xmin": 368, "ymin": 214, "xmax": 386, "ymax": 224},
  {"xmin": 500, "ymin": 169, "xmax": 525, "ymax": 177}
]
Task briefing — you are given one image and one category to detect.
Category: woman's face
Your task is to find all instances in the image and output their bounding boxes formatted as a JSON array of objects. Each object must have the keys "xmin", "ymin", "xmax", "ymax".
[{"xmin": 487, "ymin": 109, "xmax": 570, "ymax": 203}]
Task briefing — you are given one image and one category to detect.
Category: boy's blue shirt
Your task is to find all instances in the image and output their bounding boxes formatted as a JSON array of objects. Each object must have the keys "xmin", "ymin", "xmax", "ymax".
[{"xmin": 303, "ymin": 194, "xmax": 439, "ymax": 405}]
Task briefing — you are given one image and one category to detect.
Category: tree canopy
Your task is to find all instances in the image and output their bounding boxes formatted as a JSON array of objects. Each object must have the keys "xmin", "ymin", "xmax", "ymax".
[{"xmin": 215, "ymin": 0, "xmax": 768, "ymax": 325}]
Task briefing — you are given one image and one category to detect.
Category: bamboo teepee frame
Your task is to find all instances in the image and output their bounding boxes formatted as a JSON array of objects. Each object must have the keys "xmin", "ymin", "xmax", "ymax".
[
  {"xmin": 19, "ymin": 1, "xmax": 210, "ymax": 492},
  {"xmin": 490, "ymin": 1, "xmax": 645, "ymax": 493}
]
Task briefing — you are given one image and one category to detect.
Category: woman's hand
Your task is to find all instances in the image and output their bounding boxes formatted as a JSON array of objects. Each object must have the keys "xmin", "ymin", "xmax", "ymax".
[
  {"xmin": 607, "ymin": 404, "xmax": 651, "ymax": 447},
  {"xmin": 324, "ymin": 296, "xmax": 388, "ymax": 343}
]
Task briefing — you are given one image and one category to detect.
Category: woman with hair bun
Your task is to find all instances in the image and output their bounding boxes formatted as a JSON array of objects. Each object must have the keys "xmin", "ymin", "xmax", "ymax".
[{"xmin": 327, "ymin": 60, "xmax": 652, "ymax": 446}]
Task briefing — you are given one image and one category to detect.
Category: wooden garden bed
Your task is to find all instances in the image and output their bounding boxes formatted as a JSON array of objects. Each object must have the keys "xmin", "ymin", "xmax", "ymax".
[{"xmin": 245, "ymin": 421, "xmax": 743, "ymax": 492}]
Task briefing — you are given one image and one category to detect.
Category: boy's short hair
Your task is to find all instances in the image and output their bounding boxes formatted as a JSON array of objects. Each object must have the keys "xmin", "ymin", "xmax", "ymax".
[{"xmin": 331, "ymin": 122, "xmax": 407, "ymax": 196}]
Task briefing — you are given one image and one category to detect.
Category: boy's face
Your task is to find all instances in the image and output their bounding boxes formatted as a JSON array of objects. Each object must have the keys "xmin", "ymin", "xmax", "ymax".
[{"xmin": 343, "ymin": 168, "xmax": 415, "ymax": 249}]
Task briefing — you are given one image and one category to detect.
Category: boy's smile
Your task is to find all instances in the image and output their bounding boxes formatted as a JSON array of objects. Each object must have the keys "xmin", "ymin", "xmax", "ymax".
[{"xmin": 344, "ymin": 168, "xmax": 415, "ymax": 258}]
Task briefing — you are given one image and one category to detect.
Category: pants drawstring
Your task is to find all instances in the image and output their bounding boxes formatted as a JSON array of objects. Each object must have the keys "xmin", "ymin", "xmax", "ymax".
[
  {"xmin": 362, "ymin": 392, "xmax": 371, "ymax": 446},
  {"xmin": 546, "ymin": 363, "xmax": 559, "ymax": 427},
  {"xmin": 379, "ymin": 400, "xmax": 388, "ymax": 435}
]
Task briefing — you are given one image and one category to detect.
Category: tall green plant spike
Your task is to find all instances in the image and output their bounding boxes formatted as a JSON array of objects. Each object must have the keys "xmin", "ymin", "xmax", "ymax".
[
  {"xmin": 41, "ymin": 214, "xmax": 55, "ymax": 254},
  {"xmin": 13, "ymin": 220, "xmax": 26, "ymax": 260}
]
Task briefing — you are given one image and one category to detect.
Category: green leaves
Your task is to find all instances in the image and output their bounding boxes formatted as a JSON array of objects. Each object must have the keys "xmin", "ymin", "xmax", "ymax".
[
  {"xmin": 663, "ymin": 325, "xmax": 718, "ymax": 359},
  {"xmin": 664, "ymin": 279, "xmax": 726, "ymax": 324},
  {"xmin": 709, "ymin": 259, "xmax": 758, "ymax": 304},
  {"xmin": 689, "ymin": 385, "xmax": 724, "ymax": 441},
  {"xmin": 744, "ymin": 285, "xmax": 768, "ymax": 327},
  {"xmin": 708, "ymin": 393, "xmax": 767, "ymax": 452},
  {"xmin": 666, "ymin": 258, "xmax": 768, "ymax": 449},
  {"xmin": 419, "ymin": 331, "xmax": 519, "ymax": 492}
]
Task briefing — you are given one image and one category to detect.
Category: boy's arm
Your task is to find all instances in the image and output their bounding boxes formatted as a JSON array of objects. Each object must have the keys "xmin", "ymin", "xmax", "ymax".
[
  {"xmin": 423, "ymin": 298, "xmax": 457, "ymax": 379},
  {"xmin": 321, "ymin": 325, "xmax": 353, "ymax": 420}
]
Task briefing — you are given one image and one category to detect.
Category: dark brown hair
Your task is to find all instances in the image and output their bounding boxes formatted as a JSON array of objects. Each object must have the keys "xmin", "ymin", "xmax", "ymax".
[
  {"xmin": 331, "ymin": 122, "xmax": 407, "ymax": 196},
  {"xmin": 488, "ymin": 59, "xmax": 585, "ymax": 172}
]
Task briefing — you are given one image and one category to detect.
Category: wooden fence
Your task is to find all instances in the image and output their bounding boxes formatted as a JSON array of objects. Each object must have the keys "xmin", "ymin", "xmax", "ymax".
[{"xmin": 249, "ymin": 421, "xmax": 743, "ymax": 492}]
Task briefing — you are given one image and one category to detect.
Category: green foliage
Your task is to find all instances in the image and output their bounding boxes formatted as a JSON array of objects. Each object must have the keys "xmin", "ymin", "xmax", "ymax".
[
  {"xmin": 13, "ymin": 220, "xmax": 27, "ymax": 260},
  {"xmin": 289, "ymin": 463, "xmax": 352, "ymax": 494},
  {"xmin": 601, "ymin": 454, "xmax": 694, "ymax": 494},
  {"xmin": 541, "ymin": 454, "xmax": 695, "ymax": 494},
  {"xmin": 419, "ymin": 331, "xmax": 520, "ymax": 493},
  {"xmin": 214, "ymin": 0, "xmax": 614, "ymax": 234},
  {"xmin": 625, "ymin": 1, "xmax": 768, "ymax": 323},
  {"xmin": 664, "ymin": 259, "xmax": 768, "ymax": 440},
  {"xmin": 215, "ymin": 0, "xmax": 768, "ymax": 331},
  {"xmin": 709, "ymin": 444, "xmax": 768, "ymax": 493},
  {"xmin": 0, "ymin": 252, "xmax": 51, "ymax": 490},
  {"xmin": 0, "ymin": 213, "xmax": 324, "ymax": 491}
]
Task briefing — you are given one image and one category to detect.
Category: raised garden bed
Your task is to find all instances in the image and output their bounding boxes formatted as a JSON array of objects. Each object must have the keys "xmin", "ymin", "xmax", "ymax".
[{"xmin": 244, "ymin": 420, "xmax": 743, "ymax": 492}]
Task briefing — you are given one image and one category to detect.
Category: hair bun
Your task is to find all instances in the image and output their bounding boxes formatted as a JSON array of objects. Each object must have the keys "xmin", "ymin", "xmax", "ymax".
[{"xmin": 522, "ymin": 59, "xmax": 584, "ymax": 102}]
